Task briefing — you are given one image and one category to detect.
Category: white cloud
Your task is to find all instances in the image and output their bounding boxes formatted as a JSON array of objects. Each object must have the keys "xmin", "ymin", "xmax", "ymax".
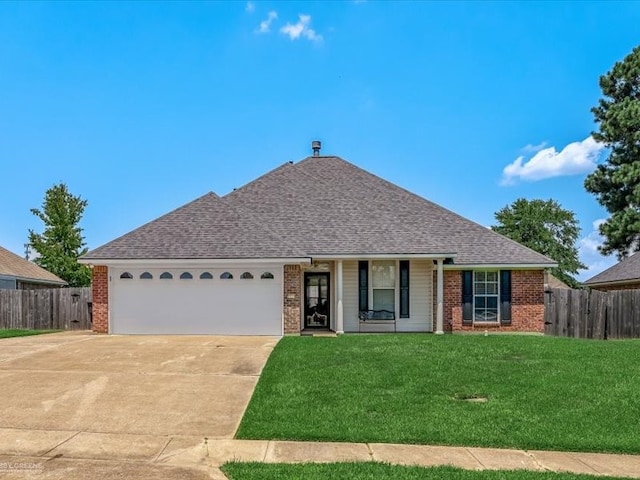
[
  {"xmin": 245, "ymin": 1, "xmax": 255, "ymax": 13},
  {"xmin": 576, "ymin": 218, "xmax": 617, "ymax": 282},
  {"xmin": 280, "ymin": 14, "xmax": 323, "ymax": 42},
  {"xmin": 256, "ymin": 11, "xmax": 277, "ymax": 34},
  {"xmin": 501, "ymin": 136, "xmax": 605, "ymax": 185},
  {"xmin": 521, "ymin": 141, "xmax": 547, "ymax": 153}
]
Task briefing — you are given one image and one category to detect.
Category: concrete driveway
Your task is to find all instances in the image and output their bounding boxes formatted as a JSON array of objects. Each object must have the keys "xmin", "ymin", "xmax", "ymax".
[{"xmin": 0, "ymin": 332, "xmax": 278, "ymax": 479}]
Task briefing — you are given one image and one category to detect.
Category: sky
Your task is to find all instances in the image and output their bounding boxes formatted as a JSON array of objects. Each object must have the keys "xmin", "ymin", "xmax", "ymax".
[{"xmin": 1, "ymin": 1, "xmax": 638, "ymax": 281}]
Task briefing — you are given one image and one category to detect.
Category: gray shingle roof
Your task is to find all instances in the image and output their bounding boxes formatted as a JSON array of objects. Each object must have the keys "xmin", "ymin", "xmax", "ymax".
[
  {"xmin": 84, "ymin": 155, "xmax": 555, "ymax": 266},
  {"xmin": 223, "ymin": 156, "xmax": 555, "ymax": 265},
  {"xmin": 0, "ymin": 245, "xmax": 66, "ymax": 285},
  {"xmin": 82, "ymin": 193, "xmax": 306, "ymax": 260},
  {"xmin": 584, "ymin": 253, "xmax": 640, "ymax": 286}
]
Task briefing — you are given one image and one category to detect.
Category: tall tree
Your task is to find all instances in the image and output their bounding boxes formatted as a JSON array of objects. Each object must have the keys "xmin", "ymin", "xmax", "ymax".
[
  {"xmin": 492, "ymin": 198, "xmax": 586, "ymax": 288},
  {"xmin": 584, "ymin": 45, "xmax": 640, "ymax": 258},
  {"xmin": 28, "ymin": 183, "xmax": 91, "ymax": 287}
]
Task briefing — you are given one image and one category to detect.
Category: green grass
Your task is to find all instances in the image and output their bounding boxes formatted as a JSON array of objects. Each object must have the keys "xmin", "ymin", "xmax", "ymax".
[
  {"xmin": 236, "ymin": 335, "xmax": 640, "ymax": 453},
  {"xmin": 0, "ymin": 329, "xmax": 61, "ymax": 339},
  {"xmin": 222, "ymin": 463, "xmax": 629, "ymax": 480}
]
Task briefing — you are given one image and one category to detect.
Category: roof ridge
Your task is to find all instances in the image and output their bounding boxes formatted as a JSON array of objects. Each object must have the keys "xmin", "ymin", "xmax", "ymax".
[
  {"xmin": 320, "ymin": 157, "xmax": 555, "ymax": 264},
  {"xmin": 223, "ymin": 161, "xmax": 295, "ymax": 198}
]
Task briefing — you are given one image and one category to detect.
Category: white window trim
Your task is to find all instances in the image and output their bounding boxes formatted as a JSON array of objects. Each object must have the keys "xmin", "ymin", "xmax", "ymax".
[
  {"xmin": 473, "ymin": 270, "xmax": 500, "ymax": 324},
  {"xmin": 368, "ymin": 260, "xmax": 399, "ymax": 314}
]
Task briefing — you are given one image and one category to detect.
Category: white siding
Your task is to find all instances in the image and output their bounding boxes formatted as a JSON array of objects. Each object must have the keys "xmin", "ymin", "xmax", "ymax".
[
  {"xmin": 343, "ymin": 261, "xmax": 359, "ymax": 332},
  {"xmin": 398, "ymin": 259, "xmax": 432, "ymax": 332},
  {"xmin": 342, "ymin": 259, "xmax": 432, "ymax": 333}
]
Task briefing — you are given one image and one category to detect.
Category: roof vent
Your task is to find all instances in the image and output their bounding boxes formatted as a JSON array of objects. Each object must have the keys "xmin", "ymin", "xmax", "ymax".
[{"xmin": 311, "ymin": 140, "xmax": 321, "ymax": 157}]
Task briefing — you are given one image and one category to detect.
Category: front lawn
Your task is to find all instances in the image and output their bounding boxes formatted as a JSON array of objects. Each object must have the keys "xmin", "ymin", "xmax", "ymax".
[
  {"xmin": 236, "ymin": 335, "xmax": 640, "ymax": 453},
  {"xmin": 222, "ymin": 463, "xmax": 629, "ymax": 480},
  {"xmin": 0, "ymin": 329, "xmax": 61, "ymax": 339}
]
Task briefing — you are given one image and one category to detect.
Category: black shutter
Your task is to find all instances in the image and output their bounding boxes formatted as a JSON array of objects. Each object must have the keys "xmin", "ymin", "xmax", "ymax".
[
  {"xmin": 462, "ymin": 270, "xmax": 473, "ymax": 324},
  {"xmin": 500, "ymin": 270, "xmax": 512, "ymax": 325},
  {"xmin": 400, "ymin": 260, "xmax": 410, "ymax": 318},
  {"xmin": 358, "ymin": 261, "xmax": 368, "ymax": 311}
]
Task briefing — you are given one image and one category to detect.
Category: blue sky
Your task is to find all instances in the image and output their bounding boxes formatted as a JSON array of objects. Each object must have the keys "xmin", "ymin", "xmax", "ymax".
[{"xmin": 1, "ymin": 1, "xmax": 638, "ymax": 281}]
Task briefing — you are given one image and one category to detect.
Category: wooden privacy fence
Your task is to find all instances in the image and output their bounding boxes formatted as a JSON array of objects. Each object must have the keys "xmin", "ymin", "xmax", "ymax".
[
  {"xmin": 0, "ymin": 287, "xmax": 92, "ymax": 330},
  {"xmin": 544, "ymin": 288, "xmax": 640, "ymax": 339}
]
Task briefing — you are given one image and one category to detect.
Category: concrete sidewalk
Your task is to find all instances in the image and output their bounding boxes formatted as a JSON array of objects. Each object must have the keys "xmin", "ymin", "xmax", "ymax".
[{"xmin": 1, "ymin": 430, "xmax": 640, "ymax": 479}]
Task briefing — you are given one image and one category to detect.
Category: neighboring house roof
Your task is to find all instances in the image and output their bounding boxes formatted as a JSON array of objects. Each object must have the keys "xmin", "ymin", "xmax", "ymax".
[
  {"xmin": 584, "ymin": 253, "xmax": 640, "ymax": 286},
  {"xmin": 0, "ymin": 245, "xmax": 66, "ymax": 285},
  {"xmin": 83, "ymin": 155, "xmax": 556, "ymax": 266},
  {"xmin": 545, "ymin": 272, "xmax": 571, "ymax": 289}
]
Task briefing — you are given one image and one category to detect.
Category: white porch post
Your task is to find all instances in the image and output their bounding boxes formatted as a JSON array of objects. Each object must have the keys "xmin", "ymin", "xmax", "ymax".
[
  {"xmin": 336, "ymin": 260, "xmax": 344, "ymax": 334},
  {"xmin": 436, "ymin": 258, "xmax": 444, "ymax": 335}
]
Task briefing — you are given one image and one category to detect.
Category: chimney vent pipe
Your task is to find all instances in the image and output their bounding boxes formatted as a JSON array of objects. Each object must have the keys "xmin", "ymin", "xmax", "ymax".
[{"xmin": 311, "ymin": 140, "xmax": 321, "ymax": 157}]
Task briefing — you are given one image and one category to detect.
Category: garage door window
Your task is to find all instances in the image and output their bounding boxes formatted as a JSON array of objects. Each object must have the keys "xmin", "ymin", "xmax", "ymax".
[
  {"xmin": 160, "ymin": 272, "xmax": 173, "ymax": 279},
  {"xmin": 261, "ymin": 272, "xmax": 274, "ymax": 279},
  {"xmin": 199, "ymin": 272, "xmax": 213, "ymax": 279},
  {"xmin": 180, "ymin": 272, "xmax": 193, "ymax": 279},
  {"xmin": 140, "ymin": 272, "xmax": 153, "ymax": 279},
  {"xmin": 120, "ymin": 272, "xmax": 133, "ymax": 279},
  {"xmin": 241, "ymin": 272, "xmax": 254, "ymax": 279},
  {"xmin": 220, "ymin": 272, "xmax": 233, "ymax": 279}
]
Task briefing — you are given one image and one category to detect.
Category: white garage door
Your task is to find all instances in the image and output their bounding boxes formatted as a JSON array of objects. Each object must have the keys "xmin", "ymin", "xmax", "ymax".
[{"xmin": 110, "ymin": 266, "xmax": 283, "ymax": 335}]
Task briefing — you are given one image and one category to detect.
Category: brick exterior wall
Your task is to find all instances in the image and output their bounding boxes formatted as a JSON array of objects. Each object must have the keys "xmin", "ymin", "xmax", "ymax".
[
  {"xmin": 92, "ymin": 266, "xmax": 109, "ymax": 334},
  {"xmin": 590, "ymin": 283, "xmax": 640, "ymax": 291},
  {"xmin": 440, "ymin": 269, "xmax": 544, "ymax": 333},
  {"xmin": 283, "ymin": 264, "xmax": 301, "ymax": 334}
]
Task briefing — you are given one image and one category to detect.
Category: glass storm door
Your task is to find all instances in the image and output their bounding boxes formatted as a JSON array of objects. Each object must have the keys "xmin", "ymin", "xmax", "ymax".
[{"xmin": 304, "ymin": 272, "xmax": 330, "ymax": 329}]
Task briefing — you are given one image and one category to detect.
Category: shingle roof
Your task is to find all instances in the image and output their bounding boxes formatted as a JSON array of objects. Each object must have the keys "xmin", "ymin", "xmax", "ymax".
[
  {"xmin": 83, "ymin": 155, "xmax": 555, "ymax": 266},
  {"xmin": 584, "ymin": 253, "xmax": 640, "ymax": 286},
  {"xmin": 82, "ymin": 192, "xmax": 307, "ymax": 260},
  {"xmin": 0, "ymin": 245, "xmax": 66, "ymax": 285},
  {"xmin": 223, "ymin": 156, "xmax": 554, "ymax": 265}
]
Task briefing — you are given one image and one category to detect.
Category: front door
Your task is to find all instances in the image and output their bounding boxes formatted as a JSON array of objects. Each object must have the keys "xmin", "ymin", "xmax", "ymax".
[{"xmin": 304, "ymin": 272, "xmax": 330, "ymax": 329}]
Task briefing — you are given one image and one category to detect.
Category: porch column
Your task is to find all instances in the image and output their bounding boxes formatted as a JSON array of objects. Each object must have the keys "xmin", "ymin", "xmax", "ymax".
[
  {"xmin": 336, "ymin": 260, "xmax": 344, "ymax": 334},
  {"xmin": 436, "ymin": 258, "xmax": 444, "ymax": 335}
]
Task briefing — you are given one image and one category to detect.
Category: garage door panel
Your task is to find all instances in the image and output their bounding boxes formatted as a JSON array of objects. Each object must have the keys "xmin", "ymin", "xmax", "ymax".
[{"xmin": 111, "ymin": 267, "xmax": 283, "ymax": 335}]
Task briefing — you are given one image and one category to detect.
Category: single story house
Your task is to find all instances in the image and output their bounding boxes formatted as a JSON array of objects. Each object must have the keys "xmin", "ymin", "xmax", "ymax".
[
  {"xmin": 0, "ymin": 245, "xmax": 66, "ymax": 289},
  {"xmin": 80, "ymin": 142, "xmax": 556, "ymax": 335},
  {"xmin": 584, "ymin": 253, "xmax": 640, "ymax": 291}
]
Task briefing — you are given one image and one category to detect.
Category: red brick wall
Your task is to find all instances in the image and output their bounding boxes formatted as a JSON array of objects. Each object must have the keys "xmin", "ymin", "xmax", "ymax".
[
  {"xmin": 440, "ymin": 269, "xmax": 544, "ymax": 333},
  {"xmin": 92, "ymin": 265, "xmax": 109, "ymax": 334},
  {"xmin": 283, "ymin": 265, "xmax": 301, "ymax": 334},
  {"xmin": 590, "ymin": 283, "xmax": 640, "ymax": 291}
]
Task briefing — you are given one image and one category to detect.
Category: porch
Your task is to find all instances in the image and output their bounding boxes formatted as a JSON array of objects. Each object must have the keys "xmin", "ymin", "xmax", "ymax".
[{"xmin": 292, "ymin": 256, "xmax": 449, "ymax": 335}]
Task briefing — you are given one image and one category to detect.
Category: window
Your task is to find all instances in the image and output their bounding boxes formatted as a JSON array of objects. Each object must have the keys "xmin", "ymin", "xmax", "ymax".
[
  {"xmin": 473, "ymin": 271, "xmax": 499, "ymax": 322},
  {"xmin": 220, "ymin": 272, "xmax": 233, "ymax": 279},
  {"xmin": 120, "ymin": 272, "xmax": 133, "ymax": 279},
  {"xmin": 199, "ymin": 272, "xmax": 213, "ymax": 279},
  {"xmin": 240, "ymin": 272, "xmax": 254, "ymax": 279},
  {"xmin": 399, "ymin": 260, "xmax": 410, "ymax": 318},
  {"xmin": 160, "ymin": 272, "xmax": 173, "ymax": 279},
  {"xmin": 180, "ymin": 272, "xmax": 193, "ymax": 279},
  {"xmin": 372, "ymin": 260, "xmax": 395, "ymax": 313},
  {"xmin": 260, "ymin": 272, "xmax": 274, "ymax": 279},
  {"xmin": 140, "ymin": 272, "xmax": 153, "ymax": 279}
]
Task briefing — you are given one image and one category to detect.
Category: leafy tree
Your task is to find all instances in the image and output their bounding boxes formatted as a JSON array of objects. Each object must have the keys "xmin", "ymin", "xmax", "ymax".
[
  {"xmin": 584, "ymin": 45, "xmax": 640, "ymax": 258},
  {"xmin": 492, "ymin": 198, "xmax": 586, "ymax": 288},
  {"xmin": 28, "ymin": 183, "xmax": 91, "ymax": 287}
]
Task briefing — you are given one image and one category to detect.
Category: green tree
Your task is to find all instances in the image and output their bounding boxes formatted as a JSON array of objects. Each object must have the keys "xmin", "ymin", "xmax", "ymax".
[
  {"xmin": 492, "ymin": 198, "xmax": 586, "ymax": 288},
  {"xmin": 28, "ymin": 183, "xmax": 91, "ymax": 287},
  {"xmin": 584, "ymin": 45, "xmax": 640, "ymax": 259}
]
